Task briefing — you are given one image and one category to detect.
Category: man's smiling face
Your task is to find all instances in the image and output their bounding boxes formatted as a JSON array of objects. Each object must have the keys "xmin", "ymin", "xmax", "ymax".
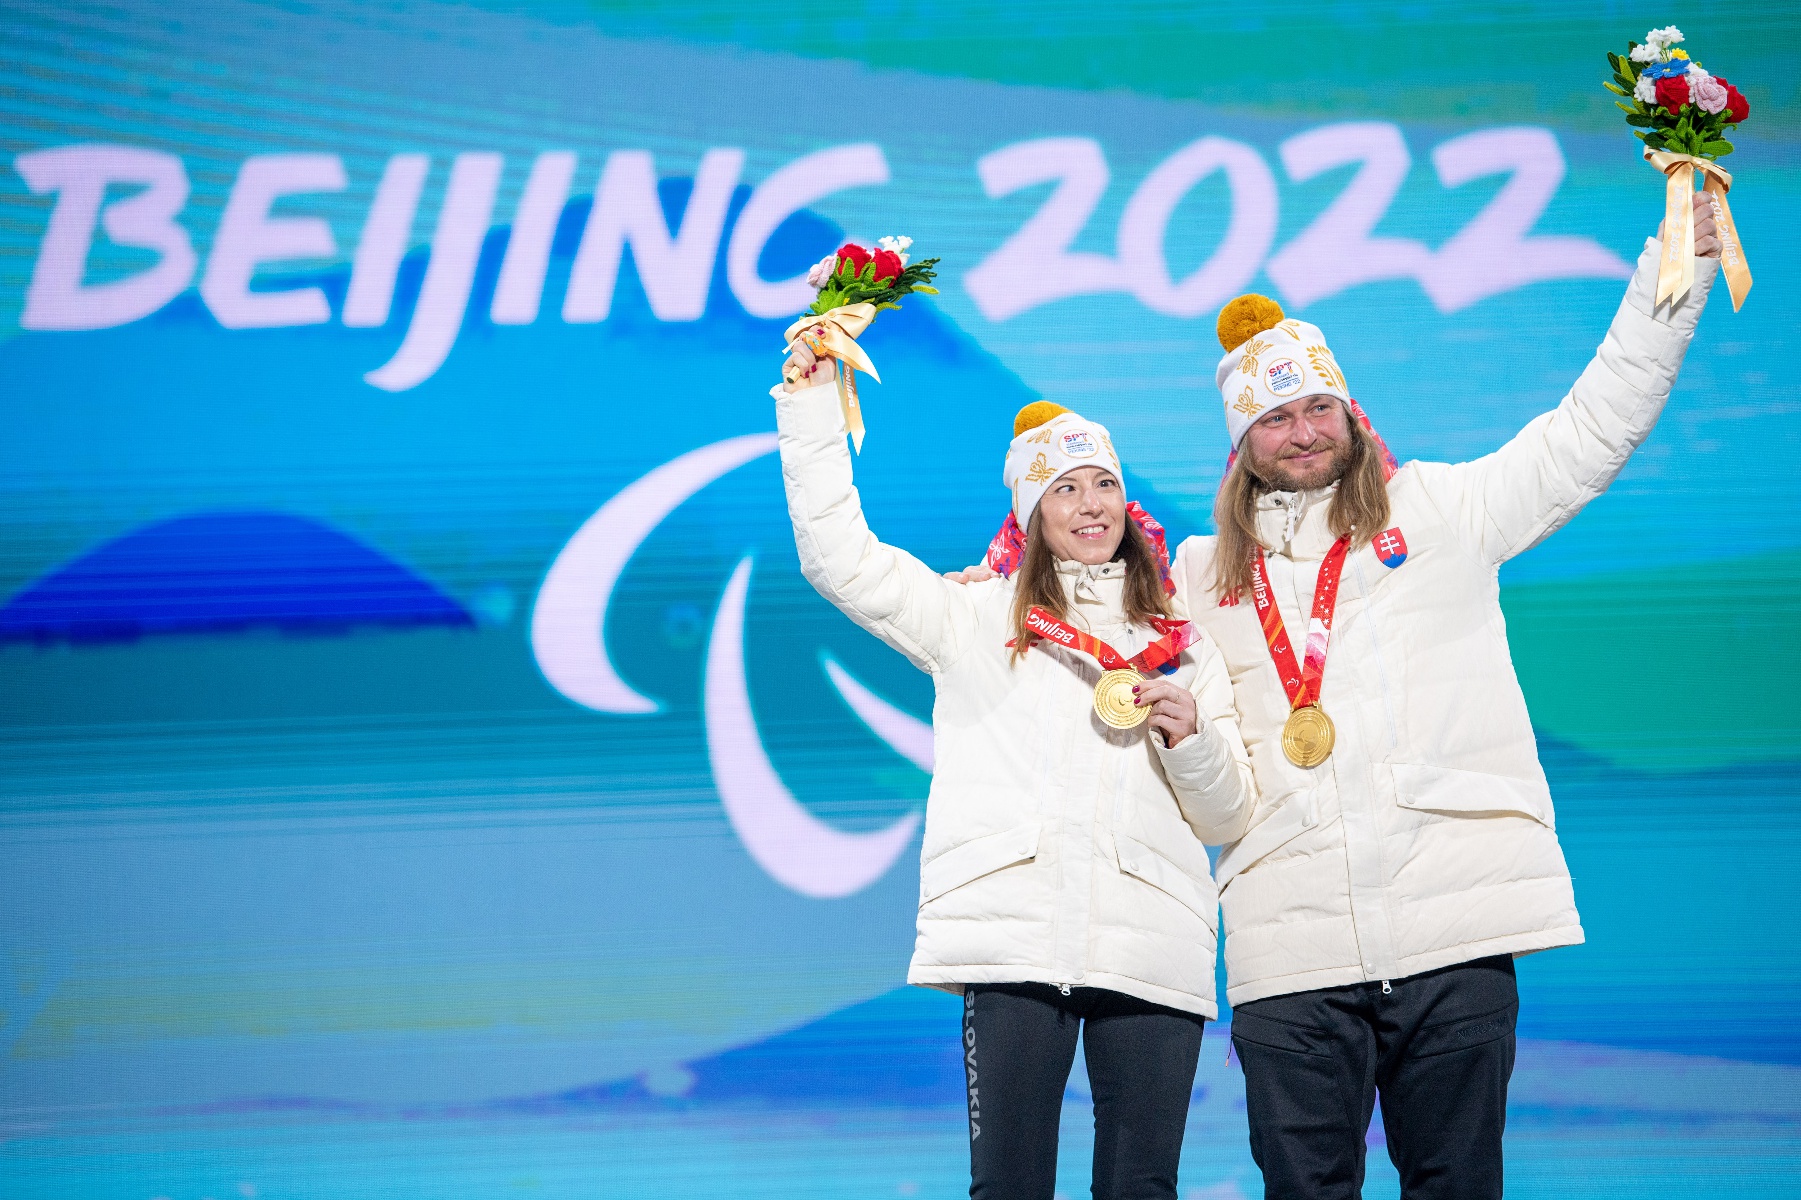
[{"xmin": 1243, "ymin": 394, "xmax": 1354, "ymax": 492}]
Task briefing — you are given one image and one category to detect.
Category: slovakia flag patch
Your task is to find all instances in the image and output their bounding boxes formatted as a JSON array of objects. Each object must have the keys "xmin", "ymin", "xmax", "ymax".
[{"xmin": 1373, "ymin": 527, "xmax": 1408, "ymax": 569}]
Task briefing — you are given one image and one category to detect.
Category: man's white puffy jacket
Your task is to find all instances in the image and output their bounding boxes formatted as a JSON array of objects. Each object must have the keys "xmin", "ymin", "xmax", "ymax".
[
  {"xmin": 776, "ymin": 381, "xmax": 1255, "ymax": 1018},
  {"xmin": 1177, "ymin": 240, "xmax": 1716, "ymax": 1006}
]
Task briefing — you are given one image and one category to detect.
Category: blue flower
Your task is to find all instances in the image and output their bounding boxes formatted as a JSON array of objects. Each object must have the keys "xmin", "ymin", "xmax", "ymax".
[{"xmin": 1643, "ymin": 59, "xmax": 1691, "ymax": 80}]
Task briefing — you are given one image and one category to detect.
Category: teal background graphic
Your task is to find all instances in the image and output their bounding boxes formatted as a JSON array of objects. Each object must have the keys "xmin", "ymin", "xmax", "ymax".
[{"xmin": 2, "ymin": 2, "xmax": 1799, "ymax": 1197}]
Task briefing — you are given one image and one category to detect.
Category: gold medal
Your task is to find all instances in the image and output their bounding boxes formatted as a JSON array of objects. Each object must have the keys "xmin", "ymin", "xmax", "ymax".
[
  {"xmin": 1281, "ymin": 705, "xmax": 1335, "ymax": 768},
  {"xmin": 1094, "ymin": 669, "xmax": 1147, "ymax": 729}
]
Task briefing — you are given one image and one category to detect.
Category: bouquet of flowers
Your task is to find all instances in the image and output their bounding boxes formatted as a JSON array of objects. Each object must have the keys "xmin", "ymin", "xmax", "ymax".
[
  {"xmin": 804, "ymin": 236, "xmax": 940, "ymax": 316},
  {"xmin": 785, "ymin": 237, "xmax": 940, "ymax": 452},
  {"xmin": 1606, "ymin": 25, "xmax": 1751, "ymax": 309}
]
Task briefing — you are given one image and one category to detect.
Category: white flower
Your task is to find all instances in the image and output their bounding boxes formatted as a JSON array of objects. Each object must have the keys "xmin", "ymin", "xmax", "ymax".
[
  {"xmin": 1684, "ymin": 63, "xmax": 1710, "ymax": 84},
  {"xmin": 1645, "ymin": 25, "xmax": 1684, "ymax": 51},
  {"xmin": 805, "ymin": 252, "xmax": 839, "ymax": 290},
  {"xmin": 1630, "ymin": 43, "xmax": 1660, "ymax": 64},
  {"xmin": 1691, "ymin": 74, "xmax": 1729, "ymax": 114},
  {"xmin": 1633, "ymin": 73, "xmax": 1658, "ymax": 102},
  {"xmin": 876, "ymin": 235, "xmax": 915, "ymax": 267}
]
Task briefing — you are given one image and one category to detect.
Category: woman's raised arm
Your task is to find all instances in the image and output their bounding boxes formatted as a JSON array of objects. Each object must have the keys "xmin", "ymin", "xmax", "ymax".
[{"xmin": 775, "ymin": 378, "xmax": 980, "ymax": 674}]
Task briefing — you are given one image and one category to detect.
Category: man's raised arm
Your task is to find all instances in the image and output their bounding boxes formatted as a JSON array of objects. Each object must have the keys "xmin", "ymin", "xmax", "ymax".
[{"xmin": 1418, "ymin": 217, "xmax": 1719, "ymax": 565}]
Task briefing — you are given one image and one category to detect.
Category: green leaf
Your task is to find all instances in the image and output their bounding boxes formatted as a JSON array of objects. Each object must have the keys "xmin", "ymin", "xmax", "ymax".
[
  {"xmin": 1604, "ymin": 82, "xmax": 1627, "ymax": 96},
  {"xmin": 1704, "ymin": 139, "xmax": 1735, "ymax": 155},
  {"xmin": 1613, "ymin": 73, "xmax": 1636, "ymax": 91},
  {"xmin": 1625, "ymin": 113, "xmax": 1653, "ymax": 127},
  {"xmin": 914, "ymin": 285, "xmax": 939, "ymax": 294},
  {"xmin": 1607, "ymin": 51, "xmax": 1622, "ymax": 72}
]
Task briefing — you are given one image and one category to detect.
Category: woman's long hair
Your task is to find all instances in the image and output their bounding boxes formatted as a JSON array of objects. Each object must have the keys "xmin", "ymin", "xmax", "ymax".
[
  {"xmin": 1009, "ymin": 506, "xmax": 1172, "ymax": 663},
  {"xmin": 1211, "ymin": 417, "xmax": 1391, "ymax": 601}
]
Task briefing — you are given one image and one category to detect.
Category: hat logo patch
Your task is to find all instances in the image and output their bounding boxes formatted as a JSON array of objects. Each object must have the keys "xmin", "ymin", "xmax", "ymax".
[
  {"xmin": 1265, "ymin": 359, "xmax": 1304, "ymax": 397},
  {"xmin": 1060, "ymin": 430, "xmax": 1099, "ymax": 459}
]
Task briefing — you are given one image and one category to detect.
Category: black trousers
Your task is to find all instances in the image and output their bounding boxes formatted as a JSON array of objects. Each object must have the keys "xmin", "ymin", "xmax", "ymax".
[
  {"xmin": 962, "ymin": 982, "xmax": 1207, "ymax": 1200},
  {"xmin": 1230, "ymin": 955, "xmax": 1519, "ymax": 1200}
]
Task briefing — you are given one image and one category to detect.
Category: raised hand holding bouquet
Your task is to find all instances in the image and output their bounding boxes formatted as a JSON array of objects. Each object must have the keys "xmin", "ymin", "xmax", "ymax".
[
  {"xmin": 782, "ymin": 237, "xmax": 939, "ymax": 452},
  {"xmin": 1607, "ymin": 25, "xmax": 1752, "ymax": 309}
]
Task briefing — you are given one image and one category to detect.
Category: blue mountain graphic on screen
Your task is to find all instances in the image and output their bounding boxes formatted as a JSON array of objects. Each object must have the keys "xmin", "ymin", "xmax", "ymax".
[{"xmin": 0, "ymin": 511, "xmax": 473, "ymax": 643}]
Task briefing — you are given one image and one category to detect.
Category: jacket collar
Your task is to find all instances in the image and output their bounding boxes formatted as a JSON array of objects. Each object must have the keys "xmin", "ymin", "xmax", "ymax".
[
  {"xmin": 1054, "ymin": 558, "xmax": 1126, "ymax": 608},
  {"xmin": 1254, "ymin": 482, "xmax": 1339, "ymax": 560}
]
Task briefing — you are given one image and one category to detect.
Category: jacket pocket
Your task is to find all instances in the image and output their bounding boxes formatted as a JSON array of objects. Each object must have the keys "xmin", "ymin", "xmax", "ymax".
[
  {"xmin": 1391, "ymin": 763, "xmax": 1554, "ymax": 828},
  {"xmin": 1215, "ymin": 791, "xmax": 1317, "ymax": 889},
  {"xmin": 1113, "ymin": 832, "xmax": 1218, "ymax": 932},
  {"xmin": 919, "ymin": 821, "xmax": 1042, "ymax": 905}
]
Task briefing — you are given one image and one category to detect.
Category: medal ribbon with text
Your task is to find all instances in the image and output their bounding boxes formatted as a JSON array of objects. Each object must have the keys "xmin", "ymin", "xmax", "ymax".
[{"xmin": 1251, "ymin": 537, "xmax": 1351, "ymax": 712}]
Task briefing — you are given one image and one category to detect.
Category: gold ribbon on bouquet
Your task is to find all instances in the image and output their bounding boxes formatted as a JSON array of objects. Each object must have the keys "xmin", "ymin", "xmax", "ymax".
[
  {"xmin": 784, "ymin": 302, "xmax": 881, "ymax": 453},
  {"xmin": 1645, "ymin": 150, "xmax": 1751, "ymax": 312}
]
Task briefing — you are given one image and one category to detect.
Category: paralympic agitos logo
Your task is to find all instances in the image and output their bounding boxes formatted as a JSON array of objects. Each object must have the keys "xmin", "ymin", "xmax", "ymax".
[{"xmin": 528, "ymin": 434, "xmax": 932, "ymax": 901}]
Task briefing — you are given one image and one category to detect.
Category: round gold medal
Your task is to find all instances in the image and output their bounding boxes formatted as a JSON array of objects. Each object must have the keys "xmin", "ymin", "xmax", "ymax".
[
  {"xmin": 1281, "ymin": 705, "xmax": 1335, "ymax": 768},
  {"xmin": 1094, "ymin": 669, "xmax": 1147, "ymax": 729}
]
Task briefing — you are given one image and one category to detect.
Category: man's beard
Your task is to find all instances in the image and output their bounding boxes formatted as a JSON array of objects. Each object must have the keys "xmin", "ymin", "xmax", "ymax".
[{"xmin": 1245, "ymin": 435, "xmax": 1355, "ymax": 493}]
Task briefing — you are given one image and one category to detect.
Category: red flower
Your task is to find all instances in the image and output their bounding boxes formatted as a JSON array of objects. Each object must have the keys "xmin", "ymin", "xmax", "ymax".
[
  {"xmin": 835, "ymin": 242, "xmax": 871, "ymax": 276},
  {"xmin": 870, "ymin": 248, "xmax": 904, "ymax": 282},
  {"xmin": 1654, "ymin": 75, "xmax": 1690, "ymax": 116},
  {"xmin": 1714, "ymin": 76, "xmax": 1751, "ymax": 123}
]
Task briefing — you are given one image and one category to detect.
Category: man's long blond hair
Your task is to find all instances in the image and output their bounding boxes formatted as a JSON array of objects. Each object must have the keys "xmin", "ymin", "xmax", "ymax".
[{"xmin": 1211, "ymin": 417, "xmax": 1391, "ymax": 601}]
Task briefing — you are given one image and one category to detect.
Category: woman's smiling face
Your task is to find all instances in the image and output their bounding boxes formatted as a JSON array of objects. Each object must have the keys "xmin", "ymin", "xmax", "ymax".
[{"xmin": 1037, "ymin": 466, "xmax": 1126, "ymax": 565}]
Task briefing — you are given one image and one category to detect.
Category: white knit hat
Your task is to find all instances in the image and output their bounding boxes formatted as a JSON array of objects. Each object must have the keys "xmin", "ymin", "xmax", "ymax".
[
  {"xmin": 1003, "ymin": 402, "xmax": 1125, "ymax": 528},
  {"xmin": 1214, "ymin": 294, "xmax": 1350, "ymax": 449}
]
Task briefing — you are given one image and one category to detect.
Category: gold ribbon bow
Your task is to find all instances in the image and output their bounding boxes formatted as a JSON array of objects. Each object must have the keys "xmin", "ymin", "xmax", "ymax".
[
  {"xmin": 784, "ymin": 303, "xmax": 881, "ymax": 453},
  {"xmin": 1645, "ymin": 149, "xmax": 1752, "ymax": 312}
]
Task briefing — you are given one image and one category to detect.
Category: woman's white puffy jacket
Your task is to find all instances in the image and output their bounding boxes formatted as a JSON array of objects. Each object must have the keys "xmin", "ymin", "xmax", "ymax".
[
  {"xmin": 775, "ymin": 381, "xmax": 1255, "ymax": 1018},
  {"xmin": 1177, "ymin": 239, "xmax": 1717, "ymax": 1006}
]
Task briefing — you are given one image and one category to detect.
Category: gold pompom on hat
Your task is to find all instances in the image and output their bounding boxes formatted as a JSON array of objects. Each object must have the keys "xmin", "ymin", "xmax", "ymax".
[
  {"xmin": 1213, "ymin": 292, "xmax": 1349, "ymax": 449},
  {"xmin": 1002, "ymin": 400, "xmax": 1122, "ymax": 526},
  {"xmin": 1216, "ymin": 293, "xmax": 1287, "ymax": 353},
  {"xmin": 1012, "ymin": 400, "xmax": 1070, "ymax": 437}
]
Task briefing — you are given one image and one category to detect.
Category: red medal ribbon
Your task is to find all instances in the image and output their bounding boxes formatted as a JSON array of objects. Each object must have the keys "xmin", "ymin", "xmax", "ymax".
[
  {"xmin": 1251, "ymin": 537, "xmax": 1351, "ymax": 711},
  {"xmin": 1013, "ymin": 608, "xmax": 1197, "ymax": 675}
]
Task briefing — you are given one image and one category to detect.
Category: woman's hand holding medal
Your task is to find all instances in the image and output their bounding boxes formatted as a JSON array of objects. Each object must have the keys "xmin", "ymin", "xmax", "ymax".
[{"xmin": 1131, "ymin": 677, "xmax": 1199, "ymax": 748}]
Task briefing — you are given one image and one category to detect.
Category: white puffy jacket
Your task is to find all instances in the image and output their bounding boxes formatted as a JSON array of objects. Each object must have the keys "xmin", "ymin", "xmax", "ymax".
[
  {"xmin": 1176, "ymin": 240, "xmax": 1717, "ymax": 1006},
  {"xmin": 776, "ymin": 380, "xmax": 1255, "ymax": 1018}
]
